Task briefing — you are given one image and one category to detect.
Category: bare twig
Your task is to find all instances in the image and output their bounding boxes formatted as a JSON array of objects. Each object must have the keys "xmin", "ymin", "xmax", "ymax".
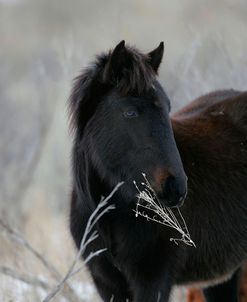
[
  {"xmin": 0, "ymin": 218, "xmax": 81, "ymax": 302},
  {"xmin": 134, "ymin": 173, "xmax": 195, "ymax": 247},
  {"xmin": 43, "ymin": 182, "xmax": 123, "ymax": 302},
  {"xmin": 0, "ymin": 218, "xmax": 61, "ymax": 280},
  {"xmin": 0, "ymin": 265, "xmax": 49, "ymax": 290}
]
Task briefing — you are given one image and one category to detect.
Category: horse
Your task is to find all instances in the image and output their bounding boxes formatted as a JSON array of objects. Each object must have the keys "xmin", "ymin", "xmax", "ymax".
[{"xmin": 68, "ymin": 41, "xmax": 247, "ymax": 302}]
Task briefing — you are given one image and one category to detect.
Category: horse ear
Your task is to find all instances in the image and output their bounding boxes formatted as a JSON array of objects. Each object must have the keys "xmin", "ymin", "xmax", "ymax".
[
  {"xmin": 147, "ymin": 42, "xmax": 164, "ymax": 73},
  {"xmin": 103, "ymin": 40, "xmax": 127, "ymax": 82}
]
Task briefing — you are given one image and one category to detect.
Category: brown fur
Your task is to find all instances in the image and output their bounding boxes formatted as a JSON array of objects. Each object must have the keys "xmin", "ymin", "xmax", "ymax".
[{"xmin": 172, "ymin": 89, "xmax": 247, "ymax": 300}]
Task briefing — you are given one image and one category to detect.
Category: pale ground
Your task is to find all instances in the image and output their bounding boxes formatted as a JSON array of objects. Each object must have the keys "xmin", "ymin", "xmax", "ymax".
[{"xmin": 0, "ymin": 0, "xmax": 247, "ymax": 301}]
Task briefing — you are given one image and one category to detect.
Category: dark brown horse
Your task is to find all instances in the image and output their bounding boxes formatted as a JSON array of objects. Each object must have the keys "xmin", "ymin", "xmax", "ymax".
[
  {"xmin": 69, "ymin": 41, "xmax": 247, "ymax": 302},
  {"xmin": 172, "ymin": 89, "xmax": 247, "ymax": 301}
]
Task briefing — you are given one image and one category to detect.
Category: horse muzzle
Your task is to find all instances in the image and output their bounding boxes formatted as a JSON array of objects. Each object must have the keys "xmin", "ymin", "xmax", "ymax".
[{"xmin": 155, "ymin": 174, "xmax": 188, "ymax": 208}]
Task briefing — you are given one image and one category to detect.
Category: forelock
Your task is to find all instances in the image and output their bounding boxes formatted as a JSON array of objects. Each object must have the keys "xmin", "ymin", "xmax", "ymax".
[{"xmin": 96, "ymin": 45, "xmax": 156, "ymax": 95}]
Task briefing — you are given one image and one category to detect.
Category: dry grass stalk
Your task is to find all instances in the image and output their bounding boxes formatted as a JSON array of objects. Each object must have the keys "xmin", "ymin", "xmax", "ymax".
[
  {"xmin": 0, "ymin": 182, "xmax": 123, "ymax": 301},
  {"xmin": 134, "ymin": 173, "xmax": 195, "ymax": 247},
  {"xmin": 0, "ymin": 265, "xmax": 50, "ymax": 290},
  {"xmin": 43, "ymin": 181, "xmax": 123, "ymax": 302},
  {"xmin": 0, "ymin": 218, "xmax": 81, "ymax": 302}
]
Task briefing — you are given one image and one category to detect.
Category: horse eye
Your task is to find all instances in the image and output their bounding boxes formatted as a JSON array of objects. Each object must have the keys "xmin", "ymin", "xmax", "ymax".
[{"xmin": 123, "ymin": 111, "xmax": 138, "ymax": 118}]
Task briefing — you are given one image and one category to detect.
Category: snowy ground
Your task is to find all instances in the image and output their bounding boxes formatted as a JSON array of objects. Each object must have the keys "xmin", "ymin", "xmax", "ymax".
[{"xmin": 1, "ymin": 0, "xmax": 247, "ymax": 301}]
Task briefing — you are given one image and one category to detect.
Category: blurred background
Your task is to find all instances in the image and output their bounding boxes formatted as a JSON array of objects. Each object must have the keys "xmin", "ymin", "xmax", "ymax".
[{"xmin": 0, "ymin": 0, "xmax": 247, "ymax": 301}]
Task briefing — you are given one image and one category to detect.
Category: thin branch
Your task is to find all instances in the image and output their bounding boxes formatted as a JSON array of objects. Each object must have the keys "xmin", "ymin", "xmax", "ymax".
[
  {"xmin": 70, "ymin": 248, "xmax": 107, "ymax": 278},
  {"xmin": 0, "ymin": 219, "xmax": 61, "ymax": 280},
  {"xmin": 0, "ymin": 265, "xmax": 49, "ymax": 290},
  {"xmin": 0, "ymin": 218, "xmax": 81, "ymax": 302},
  {"xmin": 43, "ymin": 182, "xmax": 123, "ymax": 302}
]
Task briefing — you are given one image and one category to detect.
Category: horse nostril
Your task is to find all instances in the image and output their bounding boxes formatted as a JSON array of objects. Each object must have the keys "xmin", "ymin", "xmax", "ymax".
[
  {"xmin": 159, "ymin": 175, "xmax": 187, "ymax": 208},
  {"xmin": 164, "ymin": 175, "xmax": 176, "ymax": 194}
]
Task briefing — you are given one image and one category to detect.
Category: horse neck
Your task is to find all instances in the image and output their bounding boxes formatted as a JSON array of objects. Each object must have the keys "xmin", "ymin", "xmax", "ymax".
[
  {"xmin": 172, "ymin": 117, "xmax": 210, "ymax": 166},
  {"xmin": 172, "ymin": 114, "xmax": 244, "ymax": 168},
  {"xmin": 171, "ymin": 117, "xmax": 232, "ymax": 196},
  {"xmin": 171, "ymin": 115, "xmax": 246, "ymax": 211}
]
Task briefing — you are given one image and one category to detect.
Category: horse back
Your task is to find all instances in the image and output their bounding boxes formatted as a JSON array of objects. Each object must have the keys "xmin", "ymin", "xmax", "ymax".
[{"xmin": 172, "ymin": 89, "xmax": 247, "ymax": 132}]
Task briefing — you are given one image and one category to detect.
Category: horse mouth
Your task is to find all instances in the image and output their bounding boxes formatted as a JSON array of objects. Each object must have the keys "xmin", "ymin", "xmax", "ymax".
[{"xmin": 158, "ymin": 194, "xmax": 186, "ymax": 208}]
